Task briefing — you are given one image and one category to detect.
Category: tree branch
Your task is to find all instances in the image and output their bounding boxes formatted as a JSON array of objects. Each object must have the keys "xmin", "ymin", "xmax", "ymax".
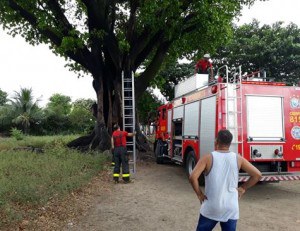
[
  {"xmin": 131, "ymin": 5, "xmax": 194, "ymax": 70},
  {"xmin": 131, "ymin": 29, "xmax": 164, "ymax": 69},
  {"xmin": 46, "ymin": 0, "xmax": 73, "ymax": 33},
  {"xmin": 8, "ymin": 0, "xmax": 93, "ymax": 71},
  {"xmin": 81, "ymin": 0, "xmax": 121, "ymax": 69},
  {"xmin": 109, "ymin": 0, "xmax": 116, "ymax": 33},
  {"xmin": 135, "ymin": 41, "xmax": 172, "ymax": 98},
  {"xmin": 126, "ymin": 0, "xmax": 139, "ymax": 43}
]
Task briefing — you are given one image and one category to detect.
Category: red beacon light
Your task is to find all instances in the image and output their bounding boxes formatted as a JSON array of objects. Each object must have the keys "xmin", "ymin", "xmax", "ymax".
[
  {"xmin": 274, "ymin": 149, "xmax": 283, "ymax": 157},
  {"xmin": 211, "ymin": 85, "xmax": 218, "ymax": 94}
]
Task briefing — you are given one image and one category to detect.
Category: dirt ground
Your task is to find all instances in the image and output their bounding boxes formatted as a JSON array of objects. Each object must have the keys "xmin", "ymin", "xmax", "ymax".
[{"xmin": 52, "ymin": 157, "xmax": 300, "ymax": 231}]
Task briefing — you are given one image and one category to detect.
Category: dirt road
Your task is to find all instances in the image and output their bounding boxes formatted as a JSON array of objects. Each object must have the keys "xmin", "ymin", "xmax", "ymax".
[{"xmin": 61, "ymin": 160, "xmax": 300, "ymax": 231}]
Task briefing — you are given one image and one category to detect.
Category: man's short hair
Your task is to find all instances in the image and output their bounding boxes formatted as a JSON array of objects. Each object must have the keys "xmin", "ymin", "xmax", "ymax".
[
  {"xmin": 113, "ymin": 124, "xmax": 120, "ymax": 131},
  {"xmin": 216, "ymin": 129, "xmax": 233, "ymax": 146}
]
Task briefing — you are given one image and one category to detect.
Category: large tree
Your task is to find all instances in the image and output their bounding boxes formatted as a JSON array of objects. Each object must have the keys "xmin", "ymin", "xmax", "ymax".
[
  {"xmin": 214, "ymin": 20, "xmax": 300, "ymax": 85},
  {"xmin": 0, "ymin": 0, "xmax": 254, "ymax": 150}
]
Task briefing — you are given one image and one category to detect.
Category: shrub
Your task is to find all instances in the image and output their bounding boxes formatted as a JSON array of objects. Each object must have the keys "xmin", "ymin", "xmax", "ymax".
[{"xmin": 10, "ymin": 128, "xmax": 24, "ymax": 140}]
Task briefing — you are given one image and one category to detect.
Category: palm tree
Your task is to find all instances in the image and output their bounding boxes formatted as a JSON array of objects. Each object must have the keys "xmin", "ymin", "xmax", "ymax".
[{"xmin": 10, "ymin": 88, "xmax": 43, "ymax": 134}]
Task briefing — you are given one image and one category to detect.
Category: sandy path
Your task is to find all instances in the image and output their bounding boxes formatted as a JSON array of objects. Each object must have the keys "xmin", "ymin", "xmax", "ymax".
[{"xmin": 64, "ymin": 161, "xmax": 300, "ymax": 231}]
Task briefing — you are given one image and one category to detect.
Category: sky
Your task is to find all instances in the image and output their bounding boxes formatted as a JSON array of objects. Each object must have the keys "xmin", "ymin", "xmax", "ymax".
[{"xmin": 1, "ymin": 0, "xmax": 300, "ymax": 107}]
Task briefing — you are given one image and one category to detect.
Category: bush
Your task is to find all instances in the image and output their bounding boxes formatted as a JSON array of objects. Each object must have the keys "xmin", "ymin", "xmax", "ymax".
[{"xmin": 10, "ymin": 128, "xmax": 24, "ymax": 140}]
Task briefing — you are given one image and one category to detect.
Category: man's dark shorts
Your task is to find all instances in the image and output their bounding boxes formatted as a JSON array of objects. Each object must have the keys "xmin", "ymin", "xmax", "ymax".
[{"xmin": 196, "ymin": 214, "xmax": 237, "ymax": 231}]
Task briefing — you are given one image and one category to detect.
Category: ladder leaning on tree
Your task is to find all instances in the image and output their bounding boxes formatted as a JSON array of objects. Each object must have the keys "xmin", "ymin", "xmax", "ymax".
[{"xmin": 122, "ymin": 71, "xmax": 137, "ymax": 175}]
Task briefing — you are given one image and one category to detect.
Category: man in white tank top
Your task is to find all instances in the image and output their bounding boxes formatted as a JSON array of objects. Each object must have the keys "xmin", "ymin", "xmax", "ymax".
[{"xmin": 189, "ymin": 129, "xmax": 262, "ymax": 231}]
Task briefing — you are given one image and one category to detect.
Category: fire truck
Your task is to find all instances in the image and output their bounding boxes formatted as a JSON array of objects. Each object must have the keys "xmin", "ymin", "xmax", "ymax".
[{"xmin": 154, "ymin": 66, "xmax": 300, "ymax": 183}]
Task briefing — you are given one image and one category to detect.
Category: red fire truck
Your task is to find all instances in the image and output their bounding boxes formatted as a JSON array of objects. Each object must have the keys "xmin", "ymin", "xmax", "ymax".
[{"xmin": 154, "ymin": 66, "xmax": 300, "ymax": 183}]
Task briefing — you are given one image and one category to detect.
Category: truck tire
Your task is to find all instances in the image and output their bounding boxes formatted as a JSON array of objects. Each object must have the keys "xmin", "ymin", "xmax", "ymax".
[
  {"xmin": 155, "ymin": 140, "xmax": 164, "ymax": 164},
  {"xmin": 185, "ymin": 151, "xmax": 205, "ymax": 186},
  {"xmin": 185, "ymin": 151, "xmax": 196, "ymax": 176}
]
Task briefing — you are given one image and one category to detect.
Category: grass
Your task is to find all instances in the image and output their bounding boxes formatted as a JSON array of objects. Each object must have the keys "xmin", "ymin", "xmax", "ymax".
[
  {"xmin": 0, "ymin": 135, "xmax": 109, "ymax": 227},
  {"xmin": 0, "ymin": 134, "xmax": 79, "ymax": 150}
]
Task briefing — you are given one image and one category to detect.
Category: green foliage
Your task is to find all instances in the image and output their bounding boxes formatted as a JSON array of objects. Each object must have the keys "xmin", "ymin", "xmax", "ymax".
[
  {"xmin": 0, "ymin": 88, "xmax": 8, "ymax": 106},
  {"xmin": 0, "ymin": 89, "xmax": 95, "ymax": 136},
  {"xmin": 215, "ymin": 20, "xmax": 300, "ymax": 85},
  {"xmin": 137, "ymin": 89, "xmax": 163, "ymax": 125},
  {"xmin": 69, "ymin": 98, "xmax": 96, "ymax": 134},
  {"xmin": 42, "ymin": 93, "xmax": 72, "ymax": 134},
  {"xmin": 0, "ymin": 0, "xmax": 255, "ymax": 79},
  {"xmin": 10, "ymin": 127, "xmax": 24, "ymax": 140},
  {"xmin": 6, "ymin": 88, "xmax": 43, "ymax": 134},
  {"xmin": 0, "ymin": 0, "xmax": 256, "ymax": 140},
  {"xmin": 0, "ymin": 105, "xmax": 14, "ymax": 134},
  {"xmin": 0, "ymin": 135, "xmax": 108, "ymax": 227},
  {"xmin": 47, "ymin": 93, "xmax": 72, "ymax": 115}
]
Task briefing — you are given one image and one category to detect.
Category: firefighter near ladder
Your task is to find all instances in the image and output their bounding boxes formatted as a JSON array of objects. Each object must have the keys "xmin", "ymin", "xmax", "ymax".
[{"xmin": 111, "ymin": 124, "xmax": 136, "ymax": 183}]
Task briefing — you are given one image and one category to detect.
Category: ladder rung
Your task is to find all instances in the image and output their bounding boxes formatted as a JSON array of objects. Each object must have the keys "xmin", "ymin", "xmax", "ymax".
[
  {"xmin": 225, "ymin": 97, "xmax": 242, "ymax": 100},
  {"xmin": 222, "ymin": 97, "xmax": 242, "ymax": 99},
  {"xmin": 124, "ymin": 88, "xmax": 132, "ymax": 91},
  {"xmin": 227, "ymin": 127, "xmax": 243, "ymax": 129},
  {"xmin": 124, "ymin": 97, "xmax": 133, "ymax": 100},
  {"xmin": 223, "ymin": 112, "xmax": 241, "ymax": 114},
  {"xmin": 124, "ymin": 116, "xmax": 134, "ymax": 118},
  {"xmin": 227, "ymin": 111, "xmax": 242, "ymax": 114}
]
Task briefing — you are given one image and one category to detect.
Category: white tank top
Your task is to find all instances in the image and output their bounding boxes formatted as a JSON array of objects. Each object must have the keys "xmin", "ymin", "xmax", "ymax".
[{"xmin": 200, "ymin": 151, "xmax": 239, "ymax": 222}]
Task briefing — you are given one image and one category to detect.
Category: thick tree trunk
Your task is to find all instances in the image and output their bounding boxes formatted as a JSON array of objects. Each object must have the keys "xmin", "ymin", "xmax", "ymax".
[
  {"xmin": 67, "ymin": 62, "xmax": 151, "ymax": 153},
  {"xmin": 67, "ymin": 70, "xmax": 114, "ymax": 152}
]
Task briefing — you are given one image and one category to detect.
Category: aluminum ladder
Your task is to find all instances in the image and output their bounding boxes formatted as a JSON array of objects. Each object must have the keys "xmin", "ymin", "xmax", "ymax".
[
  {"xmin": 224, "ymin": 66, "xmax": 244, "ymax": 155},
  {"xmin": 122, "ymin": 71, "xmax": 137, "ymax": 175}
]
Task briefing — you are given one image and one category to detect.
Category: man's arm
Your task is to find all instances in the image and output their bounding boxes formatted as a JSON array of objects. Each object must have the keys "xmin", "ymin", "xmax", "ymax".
[
  {"xmin": 195, "ymin": 60, "xmax": 201, "ymax": 74},
  {"xmin": 127, "ymin": 131, "xmax": 136, "ymax": 137},
  {"xmin": 111, "ymin": 136, "xmax": 114, "ymax": 149},
  {"xmin": 189, "ymin": 154, "xmax": 209, "ymax": 203},
  {"xmin": 237, "ymin": 156, "xmax": 262, "ymax": 198}
]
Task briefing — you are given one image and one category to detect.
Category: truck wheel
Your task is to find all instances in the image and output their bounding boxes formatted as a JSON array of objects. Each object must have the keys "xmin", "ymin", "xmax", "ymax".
[
  {"xmin": 185, "ymin": 151, "xmax": 205, "ymax": 186},
  {"xmin": 185, "ymin": 151, "xmax": 196, "ymax": 176},
  {"xmin": 155, "ymin": 140, "xmax": 164, "ymax": 164}
]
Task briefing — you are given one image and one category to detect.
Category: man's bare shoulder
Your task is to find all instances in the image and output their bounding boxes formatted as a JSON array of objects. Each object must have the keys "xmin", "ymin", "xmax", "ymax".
[{"xmin": 200, "ymin": 153, "xmax": 212, "ymax": 162}]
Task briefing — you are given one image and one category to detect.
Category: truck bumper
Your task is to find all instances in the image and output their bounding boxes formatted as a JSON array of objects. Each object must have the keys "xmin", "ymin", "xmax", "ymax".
[{"xmin": 239, "ymin": 172, "xmax": 300, "ymax": 182}]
